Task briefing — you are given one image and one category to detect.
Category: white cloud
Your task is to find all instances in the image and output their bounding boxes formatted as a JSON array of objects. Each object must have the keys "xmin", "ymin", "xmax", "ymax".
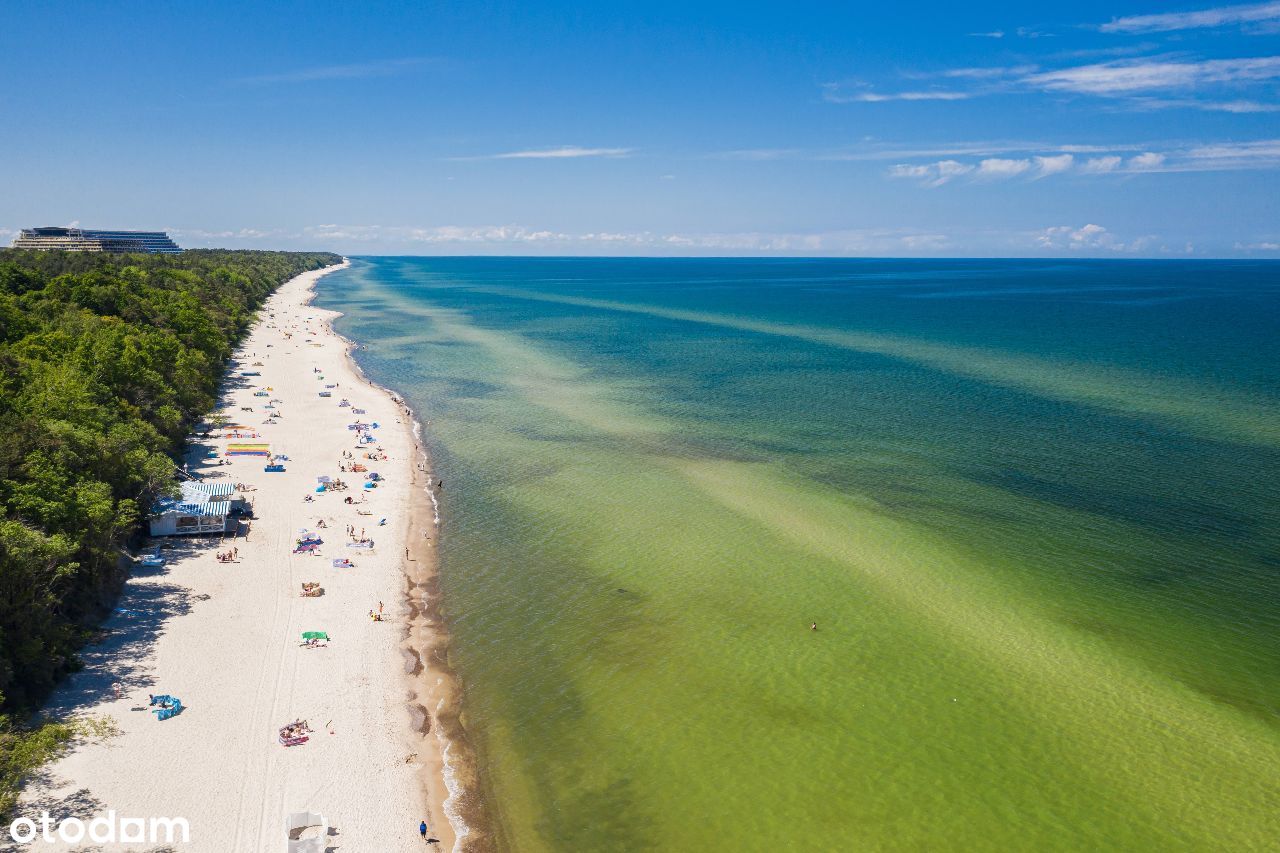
[
  {"xmin": 1024, "ymin": 56, "xmax": 1280, "ymax": 96},
  {"xmin": 1202, "ymin": 99, "xmax": 1280, "ymax": 112},
  {"xmin": 943, "ymin": 64, "xmax": 1039, "ymax": 79},
  {"xmin": 293, "ymin": 224, "xmax": 964, "ymax": 254},
  {"xmin": 1037, "ymin": 223, "xmax": 1131, "ymax": 251},
  {"xmin": 237, "ymin": 58, "xmax": 433, "ymax": 84},
  {"xmin": 977, "ymin": 157, "xmax": 1033, "ymax": 178},
  {"xmin": 1034, "ymin": 153, "xmax": 1075, "ymax": 177},
  {"xmin": 1235, "ymin": 240, "xmax": 1280, "ymax": 249},
  {"xmin": 887, "ymin": 159, "xmax": 975, "ymax": 186},
  {"xmin": 1188, "ymin": 139, "xmax": 1280, "ymax": 159},
  {"xmin": 837, "ymin": 55, "xmax": 1280, "ymax": 112},
  {"xmin": 1081, "ymin": 155, "xmax": 1123, "ymax": 173},
  {"xmin": 1034, "ymin": 224, "xmax": 1166, "ymax": 254},
  {"xmin": 1179, "ymin": 139, "xmax": 1280, "ymax": 170},
  {"xmin": 1100, "ymin": 1, "xmax": 1280, "ymax": 33},
  {"xmin": 969, "ymin": 31, "xmax": 1005, "ymax": 38},
  {"xmin": 1128, "ymin": 152, "xmax": 1167, "ymax": 170},
  {"xmin": 488, "ymin": 146, "xmax": 633, "ymax": 159},
  {"xmin": 887, "ymin": 164, "xmax": 934, "ymax": 180},
  {"xmin": 882, "ymin": 138, "xmax": 1280, "ymax": 185},
  {"xmin": 1132, "ymin": 97, "xmax": 1280, "ymax": 112},
  {"xmin": 822, "ymin": 83, "xmax": 971, "ymax": 103}
]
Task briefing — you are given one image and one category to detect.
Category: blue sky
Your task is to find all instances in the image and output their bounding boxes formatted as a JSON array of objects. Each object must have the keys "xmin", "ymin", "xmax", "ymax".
[{"xmin": 1, "ymin": 1, "xmax": 1278, "ymax": 256}]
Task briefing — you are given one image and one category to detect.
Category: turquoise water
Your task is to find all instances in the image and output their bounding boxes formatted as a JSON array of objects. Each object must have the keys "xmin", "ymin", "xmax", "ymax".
[{"xmin": 316, "ymin": 258, "xmax": 1280, "ymax": 851}]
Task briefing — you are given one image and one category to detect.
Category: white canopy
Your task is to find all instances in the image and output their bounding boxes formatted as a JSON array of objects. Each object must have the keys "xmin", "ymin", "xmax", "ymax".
[{"xmin": 285, "ymin": 812, "xmax": 329, "ymax": 853}]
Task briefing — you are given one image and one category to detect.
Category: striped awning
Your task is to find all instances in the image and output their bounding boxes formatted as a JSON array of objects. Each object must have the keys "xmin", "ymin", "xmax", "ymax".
[
  {"xmin": 174, "ymin": 502, "xmax": 228, "ymax": 517},
  {"xmin": 185, "ymin": 481, "xmax": 235, "ymax": 497}
]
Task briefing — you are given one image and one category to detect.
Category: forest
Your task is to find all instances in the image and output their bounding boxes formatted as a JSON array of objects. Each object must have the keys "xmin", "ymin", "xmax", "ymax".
[{"xmin": 0, "ymin": 248, "xmax": 340, "ymax": 813}]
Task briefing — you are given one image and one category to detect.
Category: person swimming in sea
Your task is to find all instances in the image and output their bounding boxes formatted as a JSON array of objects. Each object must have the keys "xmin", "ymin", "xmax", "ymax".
[{"xmin": 810, "ymin": 622, "xmax": 818, "ymax": 631}]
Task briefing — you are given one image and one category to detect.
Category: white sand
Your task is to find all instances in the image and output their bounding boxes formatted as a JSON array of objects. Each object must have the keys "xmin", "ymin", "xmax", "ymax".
[{"xmin": 15, "ymin": 262, "xmax": 456, "ymax": 851}]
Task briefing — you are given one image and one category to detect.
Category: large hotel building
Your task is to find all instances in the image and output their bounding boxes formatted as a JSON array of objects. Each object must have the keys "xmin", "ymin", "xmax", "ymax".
[{"xmin": 11, "ymin": 226, "xmax": 182, "ymax": 253}]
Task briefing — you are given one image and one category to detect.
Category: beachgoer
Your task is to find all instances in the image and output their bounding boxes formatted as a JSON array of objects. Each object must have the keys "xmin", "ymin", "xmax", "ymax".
[
  {"xmin": 420, "ymin": 821, "xmax": 428, "ymax": 840},
  {"xmin": 811, "ymin": 622, "xmax": 818, "ymax": 631}
]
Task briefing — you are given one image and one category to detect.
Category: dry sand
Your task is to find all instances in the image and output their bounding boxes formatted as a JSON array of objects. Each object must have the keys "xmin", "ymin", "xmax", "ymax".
[{"xmin": 13, "ymin": 262, "xmax": 464, "ymax": 851}]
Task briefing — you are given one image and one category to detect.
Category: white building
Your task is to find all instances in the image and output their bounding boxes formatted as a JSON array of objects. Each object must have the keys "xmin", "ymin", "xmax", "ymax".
[
  {"xmin": 150, "ymin": 481, "xmax": 246, "ymax": 536},
  {"xmin": 12, "ymin": 226, "xmax": 182, "ymax": 253}
]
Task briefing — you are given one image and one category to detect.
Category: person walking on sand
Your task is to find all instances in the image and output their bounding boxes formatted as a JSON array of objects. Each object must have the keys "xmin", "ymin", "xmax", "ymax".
[{"xmin": 419, "ymin": 820, "xmax": 428, "ymax": 841}]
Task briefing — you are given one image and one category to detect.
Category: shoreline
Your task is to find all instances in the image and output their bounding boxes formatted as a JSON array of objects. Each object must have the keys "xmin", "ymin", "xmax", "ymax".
[
  {"xmin": 12, "ymin": 261, "xmax": 468, "ymax": 851},
  {"xmin": 306, "ymin": 265, "xmax": 489, "ymax": 851}
]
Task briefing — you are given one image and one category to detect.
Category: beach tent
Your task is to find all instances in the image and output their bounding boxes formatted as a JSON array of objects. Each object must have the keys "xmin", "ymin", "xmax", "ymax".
[
  {"xmin": 227, "ymin": 443, "xmax": 271, "ymax": 456},
  {"xmin": 302, "ymin": 631, "xmax": 329, "ymax": 641},
  {"xmin": 284, "ymin": 812, "xmax": 329, "ymax": 853}
]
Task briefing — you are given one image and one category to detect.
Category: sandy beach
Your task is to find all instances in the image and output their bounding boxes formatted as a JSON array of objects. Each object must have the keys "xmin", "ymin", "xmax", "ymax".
[{"xmin": 12, "ymin": 261, "xmax": 461, "ymax": 851}]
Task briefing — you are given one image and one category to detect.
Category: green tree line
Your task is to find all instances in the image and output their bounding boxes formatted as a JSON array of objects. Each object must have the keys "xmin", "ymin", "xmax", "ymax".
[{"xmin": 0, "ymin": 248, "xmax": 340, "ymax": 814}]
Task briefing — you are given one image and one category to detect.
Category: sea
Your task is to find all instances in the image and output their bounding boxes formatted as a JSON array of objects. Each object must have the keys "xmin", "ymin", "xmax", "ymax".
[{"xmin": 314, "ymin": 257, "xmax": 1280, "ymax": 851}]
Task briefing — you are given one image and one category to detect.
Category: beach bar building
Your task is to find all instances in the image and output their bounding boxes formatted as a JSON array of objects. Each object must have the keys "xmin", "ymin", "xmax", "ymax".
[{"xmin": 150, "ymin": 481, "xmax": 246, "ymax": 536}]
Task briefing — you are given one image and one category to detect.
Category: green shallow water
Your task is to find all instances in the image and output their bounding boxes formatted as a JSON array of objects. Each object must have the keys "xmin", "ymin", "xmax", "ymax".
[{"xmin": 315, "ymin": 258, "xmax": 1280, "ymax": 851}]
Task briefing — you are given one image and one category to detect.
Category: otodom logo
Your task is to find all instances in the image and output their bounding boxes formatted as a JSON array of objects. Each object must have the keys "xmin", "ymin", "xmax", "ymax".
[{"xmin": 7, "ymin": 811, "xmax": 190, "ymax": 845}]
